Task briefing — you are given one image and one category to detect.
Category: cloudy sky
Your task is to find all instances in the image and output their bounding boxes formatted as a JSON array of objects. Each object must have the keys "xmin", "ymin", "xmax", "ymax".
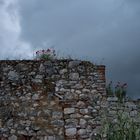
[{"xmin": 0, "ymin": 0, "xmax": 140, "ymax": 99}]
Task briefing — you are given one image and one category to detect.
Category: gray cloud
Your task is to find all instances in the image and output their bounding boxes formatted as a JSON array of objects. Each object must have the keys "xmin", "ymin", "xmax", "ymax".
[
  {"xmin": 0, "ymin": 0, "xmax": 140, "ymax": 98},
  {"xmin": 0, "ymin": 0, "xmax": 32, "ymax": 59}
]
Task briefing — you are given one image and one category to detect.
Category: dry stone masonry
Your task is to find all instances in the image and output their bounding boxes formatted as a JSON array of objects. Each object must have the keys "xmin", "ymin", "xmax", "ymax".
[{"xmin": 0, "ymin": 60, "xmax": 139, "ymax": 140}]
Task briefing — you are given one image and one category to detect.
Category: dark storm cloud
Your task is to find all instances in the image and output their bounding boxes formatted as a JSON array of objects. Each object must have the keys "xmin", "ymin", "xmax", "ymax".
[{"xmin": 1, "ymin": 0, "xmax": 140, "ymax": 98}]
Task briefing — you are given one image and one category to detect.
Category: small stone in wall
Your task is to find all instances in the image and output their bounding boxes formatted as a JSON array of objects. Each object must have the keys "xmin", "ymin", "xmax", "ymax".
[
  {"xmin": 68, "ymin": 60, "xmax": 81, "ymax": 68},
  {"xmin": 82, "ymin": 89, "xmax": 90, "ymax": 93},
  {"xmin": 8, "ymin": 135, "xmax": 17, "ymax": 140},
  {"xmin": 130, "ymin": 110, "xmax": 137, "ymax": 117},
  {"xmin": 32, "ymin": 94, "xmax": 40, "ymax": 100},
  {"xmin": 125, "ymin": 102, "xmax": 137, "ymax": 109},
  {"xmin": 69, "ymin": 73, "xmax": 79, "ymax": 80},
  {"xmin": 79, "ymin": 119, "xmax": 87, "ymax": 128},
  {"xmin": 70, "ymin": 113, "xmax": 82, "ymax": 118},
  {"xmin": 77, "ymin": 101, "xmax": 86, "ymax": 108},
  {"xmin": 65, "ymin": 128, "xmax": 77, "ymax": 136},
  {"xmin": 107, "ymin": 97, "xmax": 118, "ymax": 102},
  {"xmin": 51, "ymin": 120, "xmax": 64, "ymax": 127},
  {"xmin": 47, "ymin": 136, "xmax": 55, "ymax": 140},
  {"xmin": 39, "ymin": 63, "xmax": 45, "ymax": 73},
  {"xmin": 78, "ymin": 129, "xmax": 87, "ymax": 136},
  {"xmin": 80, "ymin": 109, "xmax": 89, "ymax": 115},
  {"xmin": 64, "ymin": 108, "xmax": 75, "ymax": 114},
  {"xmin": 52, "ymin": 111, "xmax": 63, "ymax": 119},
  {"xmin": 0, "ymin": 120, "xmax": 2, "ymax": 128},
  {"xmin": 8, "ymin": 71, "xmax": 19, "ymax": 81},
  {"xmin": 59, "ymin": 69, "xmax": 68, "ymax": 75}
]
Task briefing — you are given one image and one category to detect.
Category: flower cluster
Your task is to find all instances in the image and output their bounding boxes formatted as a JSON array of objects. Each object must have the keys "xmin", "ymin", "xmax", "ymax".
[{"xmin": 36, "ymin": 48, "xmax": 56, "ymax": 60}]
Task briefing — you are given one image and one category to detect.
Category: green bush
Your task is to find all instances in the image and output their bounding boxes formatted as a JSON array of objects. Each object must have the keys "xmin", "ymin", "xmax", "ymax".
[{"xmin": 94, "ymin": 109, "xmax": 140, "ymax": 140}]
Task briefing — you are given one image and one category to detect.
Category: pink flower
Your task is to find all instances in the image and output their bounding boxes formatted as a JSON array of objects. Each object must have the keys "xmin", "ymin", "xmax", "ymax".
[{"xmin": 47, "ymin": 49, "xmax": 51, "ymax": 52}]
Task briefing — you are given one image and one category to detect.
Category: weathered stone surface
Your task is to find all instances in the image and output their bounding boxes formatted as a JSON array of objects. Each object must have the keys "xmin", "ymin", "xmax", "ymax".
[
  {"xmin": 125, "ymin": 102, "xmax": 137, "ymax": 109},
  {"xmin": 69, "ymin": 73, "xmax": 79, "ymax": 80},
  {"xmin": 77, "ymin": 101, "xmax": 86, "ymax": 108},
  {"xmin": 51, "ymin": 120, "xmax": 64, "ymax": 126},
  {"xmin": 65, "ymin": 128, "xmax": 77, "ymax": 136},
  {"xmin": 47, "ymin": 136, "xmax": 55, "ymax": 140},
  {"xmin": 130, "ymin": 110, "xmax": 137, "ymax": 117},
  {"xmin": 0, "ymin": 60, "xmax": 139, "ymax": 140},
  {"xmin": 52, "ymin": 111, "xmax": 63, "ymax": 119},
  {"xmin": 39, "ymin": 63, "xmax": 45, "ymax": 73},
  {"xmin": 32, "ymin": 94, "xmax": 40, "ymax": 100},
  {"xmin": 8, "ymin": 71, "xmax": 19, "ymax": 81},
  {"xmin": 80, "ymin": 109, "xmax": 89, "ymax": 115},
  {"xmin": 79, "ymin": 119, "xmax": 87, "ymax": 128},
  {"xmin": 59, "ymin": 69, "xmax": 68, "ymax": 75},
  {"xmin": 107, "ymin": 97, "xmax": 118, "ymax": 102},
  {"xmin": 8, "ymin": 135, "xmax": 17, "ymax": 140},
  {"xmin": 64, "ymin": 108, "xmax": 75, "ymax": 114},
  {"xmin": 78, "ymin": 129, "xmax": 87, "ymax": 136},
  {"xmin": 65, "ymin": 119, "xmax": 78, "ymax": 128},
  {"xmin": 68, "ymin": 60, "xmax": 81, "ymax": 68}
]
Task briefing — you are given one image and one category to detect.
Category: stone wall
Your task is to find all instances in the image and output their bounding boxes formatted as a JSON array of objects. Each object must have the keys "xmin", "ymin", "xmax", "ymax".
[
  {"xmin": 0, "ymin": 60, "xmax": 106, "ymax": 140},
  {"xmin": 0, "ymin": 60, "xmax": 139, "ymax": 140}
]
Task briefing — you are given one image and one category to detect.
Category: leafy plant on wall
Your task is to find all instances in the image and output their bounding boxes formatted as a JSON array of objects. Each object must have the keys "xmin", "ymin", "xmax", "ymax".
[{"xmin": 35, "ymin": 48, "xmax": 56, "ymax": 60}]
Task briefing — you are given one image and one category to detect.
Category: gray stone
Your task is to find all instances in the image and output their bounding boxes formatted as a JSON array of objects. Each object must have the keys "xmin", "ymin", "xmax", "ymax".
[
  {"xmin": 92, "ymin": 109, "xmax": 97, "ymax": 113},
  {"xmin": 77, "ymin": 101, "xmax": 86, "ymax": 108},
  {"xmin": 8, "ymin": 71, "xmax": 19, "ymax": 81},
  {"xmin": 65, "ymin": 119, "xmax": 78, "ymax": 127},
  {"xmin": 65, "ymin": 128, "xmax": 77, "ymax": 136},
  {"xmin": 51, "ymin": 120, "xmax": 64, "ymax": 126},
  {"xmin": 47, "ymin": 136, "xmax": 55, "ymax": 140},
  {"xmin": 44, "ymin": 61, "xmax": 53, "ymax": 67},
  {"xmin": 78, "ymin": 129, "xmax": 87, "ymax": 136},
  {"xmin": 69, "ymin": 73, "xmax": 79, "ymax": 80},
  {"xmin": 91, "ymin": 90, "xmax": 98, "ymax": 94},
  {"xmin": 32, "ymin": 94, "xmax": 40, "ymax": 100},
  {"xmin": 32, "ymin": 125, "xmax": 41, "ymax": 131},
  {"xmin": 64, "ymin": 108, "xmax": 75, "ymax": 114},
  {"xmin": 82, "ymin": 89, "xmax": 90, "ymax": 93},
  {"xmin": 17, "ymin": 130, "xmax": 28, "ymax": 135},
  {"xmin": 10, "ymin": 129, "xmax": 16, "ymax": 134},
  {"xmin": 80, "ymin": 109, "xmax": 89, "ymax": 115},
  {"xmin": 79, "ymin": 119, "xmax": 87, "ymax": 128},
  {"xmin": 35, "ymin": 75, "xmax": 43, "ymax": 79},
  {"xmin": 52, "ymin": 111, "xmax": 63, "ymax": 119},
  {"xmin": 72, "ymin": 83, "xmax": 83, "ymax": 89},
  {"xmin": 8, "ymin": 135, "xmax": 17, "ymax": 140},
  {"xmin": 0, "ymin": 119, "xmax": 2, "ymax": 127},
  {"xmin": 59, "ymin": 69, "xmax": 68, "ymax": 74},
  {"xmin": 33, "ymin": 79, "xmax": 42, "ymax": 83},
  {"xmin": 70, "ymin": 113, "xmax": 82, "ymax": 118},
  {"xmin": 109, "ymin": 110, "xmax": 117, "ymax": 115},
  {"xmin": 107, "ymin": 97, "xmax": 118, "ymax": 102},
  {"xmin": 16, "ymin": 63, "xmax": 28, "ymax": 71},
  {"xmin": 39, "ymin": 63, "xmax": 45, "ymax": 73},
  {"xmin": 79, "ymin": 94, "xmax": 88, "ymax": 100},
  {"xmin": 68, "ymin": 60, "xmax": 81, "ymax": 68},
  {"xmin": 125, "ymin": 102, "xmax": 137, "ymax": 109},
  {"xmin": 64, "ymin": 92, "xmax": 78, "ymax": 100},
  {"xmin": 130, "ymin": 110, "xmax": 137, "ymax": 117}
]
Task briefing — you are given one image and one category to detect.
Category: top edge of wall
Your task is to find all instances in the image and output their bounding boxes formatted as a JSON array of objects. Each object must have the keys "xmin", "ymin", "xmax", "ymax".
[{"xmin": 0, "ymin": 59, "xmax": 106, "ymax": 67}]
